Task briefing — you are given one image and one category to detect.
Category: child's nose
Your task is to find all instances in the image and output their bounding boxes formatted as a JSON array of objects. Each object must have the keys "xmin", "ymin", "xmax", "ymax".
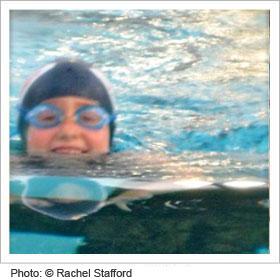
[{"xmin": 55, "ymin": 118, "xmax": 82, "ymax": 140}]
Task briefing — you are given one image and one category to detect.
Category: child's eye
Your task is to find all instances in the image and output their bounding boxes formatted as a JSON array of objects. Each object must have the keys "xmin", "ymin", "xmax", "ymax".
[
  {"xmin": 79, "ymin": 112, "xmax": 101, "ymax": 125},
  {"xmin": 37, "ymin": 112, "xmax": 57, "ymax": 123}
]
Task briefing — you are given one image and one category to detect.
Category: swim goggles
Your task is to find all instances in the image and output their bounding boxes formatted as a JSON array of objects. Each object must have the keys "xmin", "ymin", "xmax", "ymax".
[{"xmin": 24, "ymin": 103, "xmax": 116, "ymax": 130}]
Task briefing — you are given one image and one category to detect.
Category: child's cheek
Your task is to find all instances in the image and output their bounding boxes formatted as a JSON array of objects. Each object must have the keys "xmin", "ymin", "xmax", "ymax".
[
  {"xmin": 27, "ymin": 127, "xmax": 57, "ymax": 150},
  {"xmin": 85, "ymin": 127, "xmax": 110, "ymax": 152}
]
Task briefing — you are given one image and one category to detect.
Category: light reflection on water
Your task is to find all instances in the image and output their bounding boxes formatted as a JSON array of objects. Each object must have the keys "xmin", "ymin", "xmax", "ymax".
[{"xmin": 10, "ymin": 10, "xmax": 269, "ymax": 158}]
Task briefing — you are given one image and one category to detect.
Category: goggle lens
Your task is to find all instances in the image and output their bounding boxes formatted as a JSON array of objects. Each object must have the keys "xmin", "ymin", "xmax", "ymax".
[
  {"xmin": 76, "ymin": 107, "xmax": 104, "ymax": 128},
  {"xmin": 35, "ymin": 109, "xmax": 60, "ymax": 126},
  {"xmin": 26, "ymin": 104, "xmax": 62, "ymax": 129}
]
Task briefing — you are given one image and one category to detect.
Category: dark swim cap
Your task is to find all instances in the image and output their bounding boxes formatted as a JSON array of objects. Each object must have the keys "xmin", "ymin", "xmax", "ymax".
[{"xmin": 18, "ymin": 58, "xmax": 115, "ymax": 147}]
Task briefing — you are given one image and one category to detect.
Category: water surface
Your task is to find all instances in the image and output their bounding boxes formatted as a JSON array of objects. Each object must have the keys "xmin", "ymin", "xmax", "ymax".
[{"xmin": 10, "ymin": 10, "xmax": 269, "ymax": 254}]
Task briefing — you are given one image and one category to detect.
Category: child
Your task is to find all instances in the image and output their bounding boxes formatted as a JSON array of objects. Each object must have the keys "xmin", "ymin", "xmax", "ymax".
[{"xmin": 17, "ymin": 58, "xmax": 116, "ymax": 156}]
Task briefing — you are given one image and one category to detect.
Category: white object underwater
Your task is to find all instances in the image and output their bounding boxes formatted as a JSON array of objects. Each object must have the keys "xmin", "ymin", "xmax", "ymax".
[{"xmin": 219, "ymin": 180, "xmax": 267, "ymax": 189}]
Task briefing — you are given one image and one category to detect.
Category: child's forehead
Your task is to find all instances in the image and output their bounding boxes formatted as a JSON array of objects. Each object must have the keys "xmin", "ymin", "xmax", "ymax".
[{"xmin": 42, "ymin": 96, "xmax": 100, "ymax": 108}]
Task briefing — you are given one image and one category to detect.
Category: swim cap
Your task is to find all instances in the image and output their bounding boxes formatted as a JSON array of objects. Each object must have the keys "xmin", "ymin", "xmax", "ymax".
[{"xmin": 18, "ymin": 58, "xmax": 115, "ymax": 147}]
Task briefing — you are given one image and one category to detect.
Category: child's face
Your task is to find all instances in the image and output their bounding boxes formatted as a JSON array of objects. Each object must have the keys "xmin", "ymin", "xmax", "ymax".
[{"xmin": 26, "ymin": 96, "xmax": 110, "ymax": 156}]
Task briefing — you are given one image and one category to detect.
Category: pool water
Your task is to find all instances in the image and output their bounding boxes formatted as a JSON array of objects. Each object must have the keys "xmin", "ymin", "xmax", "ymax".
[{"xmin": 10, "ymin": 10, "xmax": 269, "ymax": 254}]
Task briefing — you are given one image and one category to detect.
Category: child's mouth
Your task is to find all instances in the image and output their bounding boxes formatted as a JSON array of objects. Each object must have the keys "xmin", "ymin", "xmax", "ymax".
[{"xmin": 51, "ymin": 147, "xmax": 87, "ymax": 154}]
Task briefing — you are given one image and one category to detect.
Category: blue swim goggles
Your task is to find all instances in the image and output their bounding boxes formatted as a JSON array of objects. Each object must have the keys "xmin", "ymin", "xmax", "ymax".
[{"xmin": 25, "ymin": 103, "xmax": 116, "ymax": 130}]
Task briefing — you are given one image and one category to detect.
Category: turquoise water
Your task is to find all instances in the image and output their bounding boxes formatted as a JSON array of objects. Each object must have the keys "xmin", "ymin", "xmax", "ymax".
[{"xmin": 10, "ymin": 10, "xmax": 269, "ymax": 254}]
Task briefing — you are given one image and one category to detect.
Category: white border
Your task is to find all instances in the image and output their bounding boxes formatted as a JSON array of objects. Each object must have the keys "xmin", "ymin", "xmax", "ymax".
[
  {"xmin": 269, "ymin": 0, "xmax": 280, "ymax": 263},
  {"xmin": 1, "ymin": 1, "xmax": 279, "ymax": 264}
]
